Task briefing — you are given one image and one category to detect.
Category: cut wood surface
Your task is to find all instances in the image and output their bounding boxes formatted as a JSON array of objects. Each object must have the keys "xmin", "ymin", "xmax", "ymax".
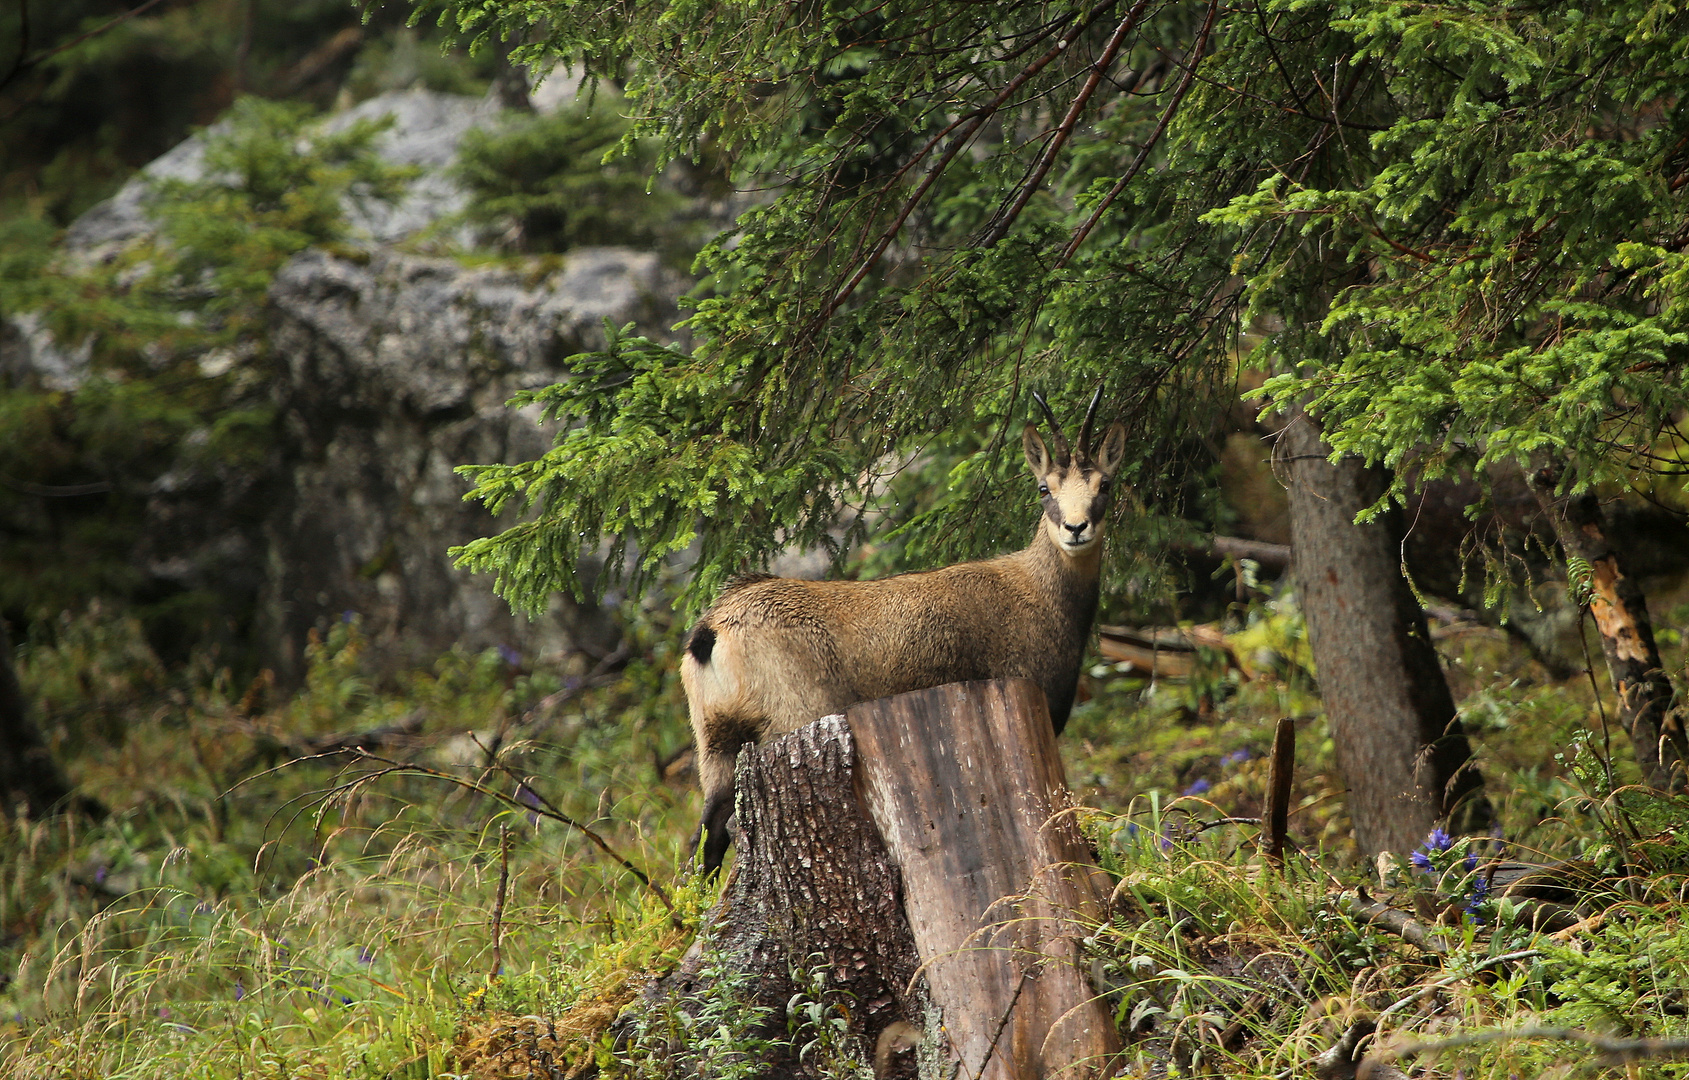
[{"xmin": 850, "ymin": 679, "xmax": 1121, "ymax": 1080}]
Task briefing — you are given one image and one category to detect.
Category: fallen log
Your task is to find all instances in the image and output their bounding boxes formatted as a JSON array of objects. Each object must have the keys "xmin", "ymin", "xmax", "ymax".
[
  {"xmin": 631, "ymin": 679, "xmax": 1120, "ymax": 1078},
  {"xmin": 1095, "ymin": 624, "xmax": 1238, "ymax": 680}
]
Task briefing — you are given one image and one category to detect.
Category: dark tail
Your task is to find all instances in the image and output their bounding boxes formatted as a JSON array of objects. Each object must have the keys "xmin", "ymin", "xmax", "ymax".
[{"xmin": 687, "ymin": 624, "xmax": 716, "ymax": 664}]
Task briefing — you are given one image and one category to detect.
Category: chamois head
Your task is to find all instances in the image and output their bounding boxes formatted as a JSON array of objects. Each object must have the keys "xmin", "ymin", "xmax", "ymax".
[{"xmin": 1024, "ymin": 389, "xmax": 1127, "ymax": 557}]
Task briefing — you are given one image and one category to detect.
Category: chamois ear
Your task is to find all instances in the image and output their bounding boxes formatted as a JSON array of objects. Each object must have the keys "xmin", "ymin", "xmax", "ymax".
[
  {"xmin": 1023, "ymin": 424, "xmax": 1052, "ymax": 477},
  {"xmin": 1095, "ymin": 422, "xmax": 1127, "ymax": 475}
]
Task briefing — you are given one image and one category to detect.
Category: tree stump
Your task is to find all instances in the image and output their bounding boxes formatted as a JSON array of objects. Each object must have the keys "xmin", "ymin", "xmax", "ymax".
[{"xmin": 635, "ymin": 679, "xmax": 1120, "ymax": 1079}]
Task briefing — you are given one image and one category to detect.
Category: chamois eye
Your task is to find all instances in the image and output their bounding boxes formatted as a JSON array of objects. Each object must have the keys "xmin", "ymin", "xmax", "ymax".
[
  {"xmin": 1098, "ymin": 479, "xmax": 1112, "ymax": 494},
  {"xmin": 1038, "ymin": 484, "xmax": 1050, "ymax": 496}
]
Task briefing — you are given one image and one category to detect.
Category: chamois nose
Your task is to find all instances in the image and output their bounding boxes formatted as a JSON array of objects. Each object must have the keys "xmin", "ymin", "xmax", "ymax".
[{"xmin": 1064, "ymin": 521, "xmax": 1087, "ymax": 541}]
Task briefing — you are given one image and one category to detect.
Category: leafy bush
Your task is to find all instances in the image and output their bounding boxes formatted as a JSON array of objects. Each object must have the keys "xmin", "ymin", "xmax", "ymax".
[{"xmin": 455, "ymin": 100, "xmax": 690, "ymax": 254}]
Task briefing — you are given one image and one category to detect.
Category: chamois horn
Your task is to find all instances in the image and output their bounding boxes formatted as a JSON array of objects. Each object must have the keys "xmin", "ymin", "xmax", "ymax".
[
  {"xmin": 1030, "ymin": 390, "xmax": 1072, "ymax": 463},
  {"xmin": 1077, "ymin": 386, "xmax": 1104, "ymax": 458}
]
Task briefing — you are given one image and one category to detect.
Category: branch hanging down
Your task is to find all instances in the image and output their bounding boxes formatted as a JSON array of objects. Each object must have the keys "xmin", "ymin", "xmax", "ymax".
[
  {"xmin": 981, "ymin": 0, "xmax": 1157, "ymax": 247},
  {"xmin": 815, "ymin": 0, "xmax": 1130, "ymax": 328},
  {"xmin": 1058, "ymin": 0, "xmax": 1218, "ymax": 266}
]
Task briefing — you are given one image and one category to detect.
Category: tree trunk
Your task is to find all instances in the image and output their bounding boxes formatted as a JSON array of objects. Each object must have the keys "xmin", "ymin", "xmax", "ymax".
[
  {"xmin": 1280, "ymin": 406, "xmax": 1490, "ymax": 860},
  {"xmin": 633, "ymin": 681, "xmax": 1119, "ymax": 1079},
  {"xmin": 0, "ymin": 622, "xmax": 77, "ymax": 817},
  {"xmin": 1527, "ymin": 463, "xmax": 1688, "ymax": 790}
]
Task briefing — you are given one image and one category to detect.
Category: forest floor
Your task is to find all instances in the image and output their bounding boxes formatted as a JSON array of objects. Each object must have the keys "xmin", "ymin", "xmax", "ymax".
[{"xmin": 1, "ymin": 588, "xmax": 1687, "ymax": 1078}]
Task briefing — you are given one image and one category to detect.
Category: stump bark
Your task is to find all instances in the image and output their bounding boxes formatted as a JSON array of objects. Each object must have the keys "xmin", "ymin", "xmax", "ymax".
[{"xmin": 638, "ymin": 679, "xmax": 1119, "ymax": 1079}]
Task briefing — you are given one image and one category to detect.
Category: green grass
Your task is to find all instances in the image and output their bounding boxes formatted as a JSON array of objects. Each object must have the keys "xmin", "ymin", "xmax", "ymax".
[{"xmin": 3, "ymin": 589, "xmax": 1689, "ymax": 1078}]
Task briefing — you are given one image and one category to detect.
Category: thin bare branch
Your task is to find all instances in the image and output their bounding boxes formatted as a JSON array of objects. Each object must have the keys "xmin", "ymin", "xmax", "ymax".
[
  {"xmin": 1390, "ymin": 1026, "xmax": 1689, "ymax": 1067},
  {"xmin": 983, "ymin": 0, "xmax": 1156, "ymax": 247},
  {"xmin": 814, "ymin": 0, "xmax": 1125, "ymax": 326},
  {"xmin": 1057, "ymin": 0, "xmax": 1218, "ymax": 266},
  {"xmin": 0, "ymin": 0, "xmax": 171, "ymax": 97}
]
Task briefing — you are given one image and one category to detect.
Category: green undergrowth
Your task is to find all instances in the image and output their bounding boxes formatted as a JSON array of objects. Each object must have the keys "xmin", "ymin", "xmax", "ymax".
[
  {"xmin": 0, "ymin": 610, "xmax": 710, "ymax": 1078},
  {"xmin": 4, "ymin": 585, "xmax": 1689, "ymax": 1077}
]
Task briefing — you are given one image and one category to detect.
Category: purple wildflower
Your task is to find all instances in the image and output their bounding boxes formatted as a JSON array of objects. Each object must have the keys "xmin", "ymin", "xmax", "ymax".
[
  {"xmin": 357, "ymin": 946, "xmax": 375, "ymax": 964},
  {"xmin": 1464, "ymin": 876, "xmax": 1490, "ymax": 922},
  {"xmin": 341, "ymin": 610, "xmax": 356, "ymax": 623},
  {"xmin": 234, "ymin": 981, "xmax": 244, "ymax": 1001},
  {"xmin": 498, "ymin": 645, "xmax": 521, "ymax": 667},
  {"xmin": 1221, "ymin": 749, "xmax": 1252, "ymax": 767},
  {"xmin": 1410, "ymin": 849, "xmax": 1433, "ymax": 873},
  {"xmin": 93, "ymin": 866, "xmax": 107, "ymax": 885},
  {"xmin": 1182, "ymin": 778, "xmax": 1213, "ymax": 797},
  {"xmin": 1424, "ymin": 827, "xmax": 1453, "ymax": 852}
]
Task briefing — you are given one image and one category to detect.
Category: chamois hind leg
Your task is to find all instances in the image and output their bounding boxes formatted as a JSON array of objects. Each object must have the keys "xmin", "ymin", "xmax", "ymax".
[
  {"xmin": 691, "ymin": 737, "xmax": 747, "ymax": 876},
  {"xmin": 697, "ymin": 782, "xmax": 735, "ymax": 877}
]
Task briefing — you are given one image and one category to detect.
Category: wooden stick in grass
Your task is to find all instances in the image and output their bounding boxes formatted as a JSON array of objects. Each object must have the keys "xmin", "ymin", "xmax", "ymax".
[{"xmin": 1262, "ymin": 717, "xmax": 1295, "ymax": 864}]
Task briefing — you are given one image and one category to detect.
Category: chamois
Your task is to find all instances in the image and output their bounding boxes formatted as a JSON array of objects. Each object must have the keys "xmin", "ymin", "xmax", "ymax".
[{"xmin": 682, "ymin": 393, "xmax": 1126, "ymax": 873}]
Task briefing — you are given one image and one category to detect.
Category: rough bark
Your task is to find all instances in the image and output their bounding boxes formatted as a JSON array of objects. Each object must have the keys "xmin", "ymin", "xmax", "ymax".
[
  {"xmin": 1280, "ymin": 406, "xmax": 1490, "ymax": 859},
  {"xmin": 637, "ymin": 716, "xmax": 925, "ymax": 1078},
  {"xmin": 0, "ymin": 623, "xmax": 76, "ymax": 816},
  {"xmin": 637, "ymin": 681, "xmax": 1119, "ymax": 1079},
  {"xmin": 1527, "ymin": 463, "xmax": 1688, "ymax": 790}
]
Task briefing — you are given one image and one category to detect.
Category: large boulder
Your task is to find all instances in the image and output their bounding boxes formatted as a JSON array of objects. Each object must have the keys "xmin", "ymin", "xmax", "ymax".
[
  {"xmin": 257, "ymin": 246, "xmax": 684, "ymax": 683},
  {"xmin": 9, "ymin": 89, "xmax": 691, "ymax": 682}
]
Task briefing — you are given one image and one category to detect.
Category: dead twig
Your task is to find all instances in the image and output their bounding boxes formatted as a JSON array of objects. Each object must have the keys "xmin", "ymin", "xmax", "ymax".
[
  {"xmin": 1341, "ymin": 890, "xmax": 1453, "ymax": 954},
  {"xmin": 489, "ymin": 823, "xmax": 510, "ymax": 980},
  {"xmin": 348, "ymin": 749, "xmax": 677, "ymax": 919}
]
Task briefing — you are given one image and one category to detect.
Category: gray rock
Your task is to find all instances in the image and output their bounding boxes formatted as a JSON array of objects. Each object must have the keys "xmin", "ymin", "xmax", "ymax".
[
  {"xmin": 253, "ymin": 246, "xmax": 684, "ymax": 683},
  {"xmin": 18, "ymin": 90, "xmax": 696, "ymax": 684},
  {"xmin": 62, "ymin": 89, "xmax": 502, "ymax": 258},
  {"xmin": 322, "ymin": 89, "xmax": 502, "ymax": 244},
  {"xmin": 61, "ymin": 131, "xmax": 215, "ymax": 256},
  {"xmin": 0, "ymin": 312, "xmax": 92, "ymax": 391}
]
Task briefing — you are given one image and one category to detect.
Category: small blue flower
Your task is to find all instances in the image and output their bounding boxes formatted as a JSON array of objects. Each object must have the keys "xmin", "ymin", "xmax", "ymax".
[
  {"xmin": 1410, "ymin": 849, "xmax": 1433, "ymax": 872},
  {"xmin": 357, "ymin": 946, "xmax": 375, "ymax": 964},
  {"xmin": 1424, "ymin": 827, "xmax": 1454, "ymax": 852},
  {"xmin": 1464, "ymin": 876, "xmax": 1490, "ymax": 922},
  {"xmin": 341, "ymin": 610, "xmax": 356, "ymax": 623},
  {"xmin": 1221, "ymin": 749, "xmax": 1252, "ymax": 767},
  {"xmin": 1182, "ymin": 778, "xmax": 1213, "ymax": 797},
  {"xmin": 234, "ymin": 981, "xmax": 244, "ymax": 1001},
  {"xmin": 498, "ymin": 645, "xmax": 521, "ymax": 667}
]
